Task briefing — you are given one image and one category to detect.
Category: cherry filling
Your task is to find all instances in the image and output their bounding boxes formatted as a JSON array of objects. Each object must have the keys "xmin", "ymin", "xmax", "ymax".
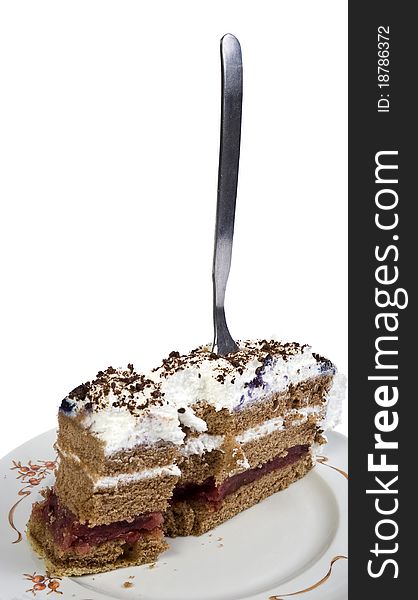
[
  {"xmin": 172, "ymin": 444, "xmax": 309, "ymax": 506},
  {"xmin": 36, "ymin": 490, "xmax": 163, "ymax": 553}
]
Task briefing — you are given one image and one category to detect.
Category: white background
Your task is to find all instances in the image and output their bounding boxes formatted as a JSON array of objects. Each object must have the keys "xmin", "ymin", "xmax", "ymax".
[{"xmin": 0, "ymin": 0, "xmax": 347, "ymax": 458}]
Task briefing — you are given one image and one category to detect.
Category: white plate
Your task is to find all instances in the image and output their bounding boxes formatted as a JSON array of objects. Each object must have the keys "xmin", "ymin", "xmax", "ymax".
[{"xmin": 0, "ymin": 430, "xmax": 347, "ymax": 600}]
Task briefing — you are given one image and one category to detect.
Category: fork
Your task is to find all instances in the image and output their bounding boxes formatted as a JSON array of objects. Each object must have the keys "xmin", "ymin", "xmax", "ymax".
[{"xmin": 212, "ymin": 33, "xmax": 242, "ymax": 356}]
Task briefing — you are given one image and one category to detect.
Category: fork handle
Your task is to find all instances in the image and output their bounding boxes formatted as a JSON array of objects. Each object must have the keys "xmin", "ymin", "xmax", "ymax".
[{"xmin": 212, "ymin": 34, "xmax": 242, "ymax": 355}]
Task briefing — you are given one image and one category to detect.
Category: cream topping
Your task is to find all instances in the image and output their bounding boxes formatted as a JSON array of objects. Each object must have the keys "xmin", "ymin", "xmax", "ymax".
[
  {"xmin": 181, "ymin": 433, "xmax": 224, "ymax": 457},
  {"xmin": 59, "ymin": 339, "xmax": 338, "ymax": 455}
]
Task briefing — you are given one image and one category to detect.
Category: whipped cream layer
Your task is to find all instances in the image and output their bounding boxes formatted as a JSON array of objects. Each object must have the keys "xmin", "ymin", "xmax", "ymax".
[
  {"xmin": 181, "ymin": 433, "xmax": 224, "ymax": 457},
  {"xmin": 57, "ymin": 445, "xmax": 181, "ymax": 489},
  {"xmin": 59, "ymin": 340, "xmax": 339, "ymax": 456},
  {"xmin": 93, "ymin": 464, "xmax": 181, "ymax": 490}
]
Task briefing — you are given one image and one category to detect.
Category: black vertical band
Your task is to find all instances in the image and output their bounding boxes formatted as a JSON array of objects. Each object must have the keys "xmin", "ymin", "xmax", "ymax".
[{"xmin": 349, "ymin": 1, "xmax": 415, "ymax": 595}]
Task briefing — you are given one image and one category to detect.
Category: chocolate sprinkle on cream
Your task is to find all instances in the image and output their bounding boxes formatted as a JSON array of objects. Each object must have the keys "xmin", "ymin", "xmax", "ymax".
[
  {"xmin": 59, "ymin": 340, "xmax": 335, "ymax": 424},
  {"xmin": 152, "ymin": 340, "xmax": 309, "ymax": 381},
  {"xmin": 60, "ymin": 365, "xmax": 165, "ymax": 416}
]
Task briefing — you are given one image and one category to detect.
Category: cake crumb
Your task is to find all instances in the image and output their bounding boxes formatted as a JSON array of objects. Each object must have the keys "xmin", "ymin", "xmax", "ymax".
[
  {"xmin": 122, "ymin": 581, "xmax": 134, "ymax": 588},
  {"xmin": 148, "ymin": 562, "xmax": 156, "ymax": 569},
  {"xmin": 218, "ymin": 543, "xmax": 224, "ymax": 548},
  {"xmin": 128, "ymin": 575, "xmax": 135, "ymax": 579},
  {"xmin": 217, "ymin": 537, "xmax": 223, "ymax": 541}
]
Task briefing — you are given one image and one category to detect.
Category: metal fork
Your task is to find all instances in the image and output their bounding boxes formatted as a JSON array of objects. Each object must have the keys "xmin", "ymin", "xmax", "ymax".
[{"xmin": 212, "ymin": 33, "xmax": 242, "ymax": 356}]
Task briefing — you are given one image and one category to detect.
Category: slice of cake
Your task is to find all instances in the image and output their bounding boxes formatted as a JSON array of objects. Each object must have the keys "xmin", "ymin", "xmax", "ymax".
[
  {"xmin": 27, "ymin": 365, "xmax": 183, "ymax": 576},
  {"xmin": 27, "ymin": 340, "xmax": 345, "ymax": 576}
]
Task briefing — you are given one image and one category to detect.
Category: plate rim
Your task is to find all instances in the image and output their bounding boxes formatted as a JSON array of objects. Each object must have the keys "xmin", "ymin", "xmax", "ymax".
[{"xmin": 0, "ymin": 429, "xmax": 348, "ymax": 600}]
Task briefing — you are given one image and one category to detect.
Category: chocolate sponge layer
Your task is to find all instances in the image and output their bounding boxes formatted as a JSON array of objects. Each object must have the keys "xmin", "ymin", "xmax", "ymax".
[
  {"xmin": 55, "ymin": 456, "xmax": 179, "ymax": 526},
  {"xmin": 165, "ymin": 452, "xmax": 313, "ymax": 537}
]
